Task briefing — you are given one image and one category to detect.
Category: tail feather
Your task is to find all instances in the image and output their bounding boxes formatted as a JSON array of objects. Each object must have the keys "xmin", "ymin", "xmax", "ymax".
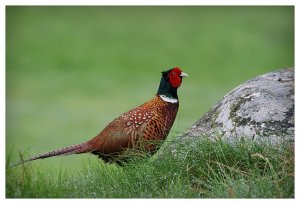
[{"xmin": 11, "ymin": 141, "xmax": 94, "ymax": 167}]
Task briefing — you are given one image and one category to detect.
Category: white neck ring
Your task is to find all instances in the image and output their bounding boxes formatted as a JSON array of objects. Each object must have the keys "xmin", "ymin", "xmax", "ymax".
[{"xmin": 159, "ymin": 95, "xmax": 178, "ymax": 103}]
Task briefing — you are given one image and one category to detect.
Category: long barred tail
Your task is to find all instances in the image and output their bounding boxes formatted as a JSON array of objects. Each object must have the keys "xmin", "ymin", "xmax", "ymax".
[{"xmin": 11, "ymin": 141, "xmax": 94, "ymax": 167}]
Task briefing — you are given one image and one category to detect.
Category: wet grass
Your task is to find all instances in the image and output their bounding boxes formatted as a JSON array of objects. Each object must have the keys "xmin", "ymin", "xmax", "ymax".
[{"xmin": 6, "ymin": 139, "xmax": 294, "ymax": 198}]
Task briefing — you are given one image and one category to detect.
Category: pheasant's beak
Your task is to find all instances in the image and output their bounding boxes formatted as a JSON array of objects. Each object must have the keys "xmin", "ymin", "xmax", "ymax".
[{"xmin": 180, "ymin": 72, "xmax": 189, "ymax": 77}]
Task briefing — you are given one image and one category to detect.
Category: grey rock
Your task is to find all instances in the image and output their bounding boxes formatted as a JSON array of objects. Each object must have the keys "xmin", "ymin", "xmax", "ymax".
[{"xmin": 180, "ymin": 68, "xmax": 294, "ymax": 145}]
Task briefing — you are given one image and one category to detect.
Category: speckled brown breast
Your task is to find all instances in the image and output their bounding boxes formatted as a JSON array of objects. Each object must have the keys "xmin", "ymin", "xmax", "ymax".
[
  {"xmin": 90, "ymin": 95, "xmax": 179, "ymax": 163},
  {"xmin": 140, "ymin": 97, "xmax": 179, "ymax": 152}
]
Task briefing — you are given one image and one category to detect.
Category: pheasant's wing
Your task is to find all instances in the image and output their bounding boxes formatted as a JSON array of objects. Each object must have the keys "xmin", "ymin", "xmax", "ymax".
[
  {"xmin": 91, "ymin": 107, "xmax": 156, "ymax": 153},
  {"xmin": 124, "ymin": 107, "xmax": 172, "ymax": 152},
  {"xmin": 124, "ymin": 108, "xmax": 155, "ymax": 141}
]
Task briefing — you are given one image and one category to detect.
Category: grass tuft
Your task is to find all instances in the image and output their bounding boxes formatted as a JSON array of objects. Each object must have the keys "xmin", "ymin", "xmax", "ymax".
[{"xmin": 6, "ymin": 138, "xmax": 294, "ymax": 198}]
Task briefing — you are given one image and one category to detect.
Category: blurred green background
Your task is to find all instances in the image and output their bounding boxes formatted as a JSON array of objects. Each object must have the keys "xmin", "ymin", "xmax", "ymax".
[{"xmin": 6, "ymin": 6, "xmax": 294, "ymax": 170}]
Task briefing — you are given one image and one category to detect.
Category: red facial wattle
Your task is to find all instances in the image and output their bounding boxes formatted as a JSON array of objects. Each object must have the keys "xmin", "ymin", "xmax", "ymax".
[
  {"xmin": 168, "ymin": 67, "xmax": 183, "ymax": 88},
  {"xmin": 169, "ymin": 75, "xmax": 182, "ymax": 88}
]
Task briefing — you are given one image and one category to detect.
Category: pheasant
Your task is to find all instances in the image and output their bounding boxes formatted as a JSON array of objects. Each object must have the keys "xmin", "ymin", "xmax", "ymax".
[{"xmin": 13, "ymin": 67, "xmax": 188, "ymax": 166}]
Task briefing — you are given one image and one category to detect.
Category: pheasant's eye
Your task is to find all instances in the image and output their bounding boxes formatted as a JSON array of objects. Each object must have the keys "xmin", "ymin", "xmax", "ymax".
[{"xmin": 171, "ymin": 72, "xmax": 176, "ymax": 75}]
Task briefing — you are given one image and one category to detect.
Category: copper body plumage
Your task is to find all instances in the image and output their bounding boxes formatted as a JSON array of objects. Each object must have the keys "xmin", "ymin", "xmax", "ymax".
[
  {"xmin": 13, "ymin": 67, "xmax": 188, "ymax": 166},
  {"xmin": 89, "ymin": 95, "xmax": 179, "ymax": 162}
]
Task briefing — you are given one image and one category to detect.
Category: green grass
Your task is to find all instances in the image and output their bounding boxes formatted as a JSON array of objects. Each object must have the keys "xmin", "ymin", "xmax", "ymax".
[
  {"xmin": 6, "ymin": 139, "xmax": 294, "ymax": 198},
  {"xmin": 6, "ymin": 6, "xmax": 294, "ymax": 197}
]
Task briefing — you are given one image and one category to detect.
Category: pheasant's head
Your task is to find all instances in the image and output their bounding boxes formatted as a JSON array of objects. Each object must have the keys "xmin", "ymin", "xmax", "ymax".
[
  {"xmin": 162, "ymin": 67, "xmax": 189, "ymax": 88},
  {"xmin": 157, "ymin": 67, "xmax": 188, "ymax": 100}
]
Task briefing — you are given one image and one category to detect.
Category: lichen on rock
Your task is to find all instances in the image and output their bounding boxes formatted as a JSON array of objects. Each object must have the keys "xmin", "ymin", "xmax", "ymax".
[{"xmin": 180, "ymin": 68, "xmax": 294, "ymax": 145}]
